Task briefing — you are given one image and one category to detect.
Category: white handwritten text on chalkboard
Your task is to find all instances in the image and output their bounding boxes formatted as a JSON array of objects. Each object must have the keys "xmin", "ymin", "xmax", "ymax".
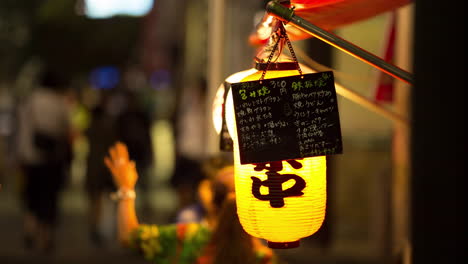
[{"xmin": 230, "ymin": 71, "xmax": 342, "ymax": 164}]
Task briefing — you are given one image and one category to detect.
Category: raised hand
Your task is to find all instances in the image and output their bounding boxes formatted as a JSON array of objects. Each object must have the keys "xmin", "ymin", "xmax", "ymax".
[{"xmin": 104, "ymin": 141, "xmax": 138, "ymax": 190}]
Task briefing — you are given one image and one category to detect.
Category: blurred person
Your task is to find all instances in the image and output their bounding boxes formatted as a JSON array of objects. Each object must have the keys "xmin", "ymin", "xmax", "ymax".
[
  {"xmin": 84, "ymin": 90, "xmax": 119, "ymax": 247},
  {"xmin": 15, "ymin": 68, "xmax": 74, "ymax": 253},
  {"xmin": 171, "ymin": 77, "xmax": 207, "ymax": 212},
  {"xmin": 115, "ymin": 90, "xmax": 154, "ymax": 206},
  {"xmin": 170, "ymin": 155, "xmax": 204, "ymax": 215},
  {"xmin": 105, "ymin": 142, "xmax": 277, "ymax": 264},
  {"xmin": 175, "ymin": 154, "xmax": 233, "ymax": 224}
]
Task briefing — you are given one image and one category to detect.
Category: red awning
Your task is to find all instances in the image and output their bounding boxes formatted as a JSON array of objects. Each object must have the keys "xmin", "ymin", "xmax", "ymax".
[{"xmin": 250, "ymin": 0, "xmax": 411, "ymax": 45}]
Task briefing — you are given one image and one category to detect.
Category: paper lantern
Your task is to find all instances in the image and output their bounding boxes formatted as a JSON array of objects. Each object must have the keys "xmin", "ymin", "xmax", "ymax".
[
  {"xmin": 225, "ymin": 61, "xmax": 327, "ymax": 248},
  {"xmin": 212, "ymin": 69, "xmax": 257, "ymax": 134}
]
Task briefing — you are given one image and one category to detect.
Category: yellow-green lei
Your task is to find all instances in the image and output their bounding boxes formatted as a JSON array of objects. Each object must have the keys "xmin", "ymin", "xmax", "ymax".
[{"xmin": 129, "ymin": 223, "xmax": 211, "ymax": 264}]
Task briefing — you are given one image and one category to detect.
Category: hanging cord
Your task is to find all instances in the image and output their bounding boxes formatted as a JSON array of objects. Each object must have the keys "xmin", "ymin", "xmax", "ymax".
[
  {"xmin": 281, "ymin": 24, "xmax": 303, "ymax": 77},
  {"xmin": 293, "ymin": 46, "xmax": 409, "ymax": 128},
  {"xmin": 259, "ymin": 30, "xmax": 282, "ymax": 82},
  {"xmin": 260, "ymin": 22, "xmax": 302, "ymax": 82},
  {"xmin": 294, "ymin": 45, "xmax": 376, "ymax": 84}
]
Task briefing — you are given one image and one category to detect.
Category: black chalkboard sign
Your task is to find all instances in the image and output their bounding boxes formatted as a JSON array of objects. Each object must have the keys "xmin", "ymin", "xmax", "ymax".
[{"xmin": 230, "ymin": 71, "xmax": 342, "ymax": 164}]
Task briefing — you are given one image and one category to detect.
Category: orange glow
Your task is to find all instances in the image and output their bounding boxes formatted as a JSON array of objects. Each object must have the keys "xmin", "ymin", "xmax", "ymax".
[{"xmin": 225, "ymin": 64, "xmax": 327, "ymax": 246}]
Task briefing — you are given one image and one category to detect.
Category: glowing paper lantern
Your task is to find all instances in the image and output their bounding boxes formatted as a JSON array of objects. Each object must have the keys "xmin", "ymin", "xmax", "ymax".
[
  {"xmin": 212, "ymin": 69, "xmax": 257, "ymax": 134},
  {"xmin": 225, "ymin": 61, "xmax": 327, "ymax": 248},
  {"xmin": 212, "ymin": 84, "xmax": 225, "ymax": 134}
]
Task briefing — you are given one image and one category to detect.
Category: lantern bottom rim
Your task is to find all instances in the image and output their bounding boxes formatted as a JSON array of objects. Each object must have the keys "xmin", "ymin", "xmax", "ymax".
[{"xmin": 267, "ymin": 240, "xmax": 300, "ymax": 249}]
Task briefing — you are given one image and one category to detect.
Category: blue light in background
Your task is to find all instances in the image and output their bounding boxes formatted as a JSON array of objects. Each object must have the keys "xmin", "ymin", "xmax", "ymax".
[
  {"xmin": 90, "ymin": 66, "xmax": 120, "ymax": 89},
  {"xmin": 150, "ymin": 69, "xmax": 171, "ymax": 90},
  {"xmin": 84, "ymin": 0, "xmax": 154, "ymax": 19}
]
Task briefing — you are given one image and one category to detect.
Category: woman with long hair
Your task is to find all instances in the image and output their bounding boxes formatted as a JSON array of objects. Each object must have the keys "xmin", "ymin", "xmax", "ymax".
[{"xmin": 104, "ymin": 142, "xmax": 277, "ymax": 264}]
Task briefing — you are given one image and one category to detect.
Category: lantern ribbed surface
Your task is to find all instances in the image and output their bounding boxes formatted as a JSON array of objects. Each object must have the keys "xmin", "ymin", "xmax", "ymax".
[
  {"xmin": 225, "ymin": 66, "xmax": 327, "ymax": 244},
  {"xmin": 234, "ymin": 152, "xmax": 326, "ymax": 243}
]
